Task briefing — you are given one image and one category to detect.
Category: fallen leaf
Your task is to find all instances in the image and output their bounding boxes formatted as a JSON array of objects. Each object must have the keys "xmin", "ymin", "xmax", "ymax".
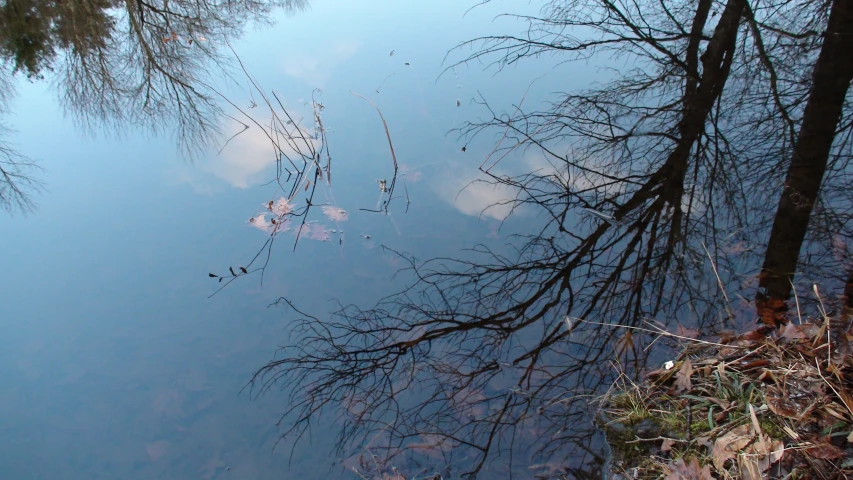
[
  {"xmin": 695, "ymin": 435, "xmax": 713, "ymax": 450},
  {"xmin": 674, "ymin": 359, "xmax": 693, "ymax": 392},
  {"xmin": 676, "ymin": 324, "xmax": 700, "ymax": 339},
  {"xmin": 765, "ymin": 389, "xmax": 801, "ymax": 419},
  {"xmin": 712, "ymin": 424, "xmax": 753, "ymax": 469},
  {"xmin": 781, "ymin": 322, "xmax": 807, "ymax": 340},
  {"xmin": 664, "ymin": 457, "xmax": 713, "ymax": 480},
  {"xmin": 805, "ymin": 436, "xmax": 844, "ymax": 459},
  {"xmin": 747, "ymin": 432, "xmax": 775, "ymax": 472},
  {"xmin": 661, "ymin": 438, "xmax": 675, "ymax": 452},
  {"xmin": 749, "ymin": 404, "xmax": 762, "ymax": 435},
  {"xmin": 799, "ymin": 322, "xmax": 822, "ymax": 339},
  {"xmin": 834, "ymin": 387, "xmax": 853, "ymax": 415},
  {"xmin": 737, "ymin": 329, "xmax": 767, "ymax": 342},
  {"xmin": 738, "ymin": 453, "xmax": 762, "ymax": 480},
  {"xmin": 770, "ymin": 439, "xmax": 785, "ymax": 463},
  {"xmin": 706, "ymin": 397, "xmax": 729, "ymax": 409}
]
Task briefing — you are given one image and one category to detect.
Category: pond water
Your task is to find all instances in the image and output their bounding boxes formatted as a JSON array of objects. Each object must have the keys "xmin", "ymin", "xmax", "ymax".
[{"xmin": 0, "ymin": 1, "xmax": 610, "ymax": 478}]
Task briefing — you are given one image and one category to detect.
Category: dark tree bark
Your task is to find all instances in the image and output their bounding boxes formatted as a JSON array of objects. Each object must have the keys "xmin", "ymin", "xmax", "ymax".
[{"xmin": 756, "ymin": 0, "xmax": 853, "ymax": 325}]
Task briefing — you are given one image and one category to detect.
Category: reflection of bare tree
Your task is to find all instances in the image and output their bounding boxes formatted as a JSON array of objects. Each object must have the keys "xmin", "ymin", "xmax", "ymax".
[
  {"xmin": 756, "ymin": 0, "xmax": 853, "ymax": 322},
  {"xmin": 249, "ymin": 0, "xmax": 853, "ymax": 476},
  {"xmin": 0, "ymin": 122, "xmax": 42, "ymax": 213},
  {"xmin": 0, "ymin": 0, "xmax": 307, "ymax": 211},
  {"xmin": 253, "ymin": 263, "xmax": 653, "ymax": 478},
  {"xmin": 0, "ymin": 64, "xmax": 42, "ymax": 212},
  {"xmin": 452, "ymin": 0, "xmax": 853, "ymax": 319}
]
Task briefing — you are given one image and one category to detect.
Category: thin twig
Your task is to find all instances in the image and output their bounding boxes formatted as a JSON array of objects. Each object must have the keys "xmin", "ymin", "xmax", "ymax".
[
  {"xmin": 701, "ymin": 241, "xmax": 734, "ymax": 319},
  {"xmin": 580, "ymin": 319, "xmax": 746, "ymax": 348}
]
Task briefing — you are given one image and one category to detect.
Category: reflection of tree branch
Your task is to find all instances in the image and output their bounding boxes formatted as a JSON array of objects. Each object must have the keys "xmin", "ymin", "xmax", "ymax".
[
  {"xmin": 0, "ymin": 127, "xmax": 43, "ymax": 213},
  {"xmin": 244, "ymin": 0, "xmax": 853, "ymax": 476}
]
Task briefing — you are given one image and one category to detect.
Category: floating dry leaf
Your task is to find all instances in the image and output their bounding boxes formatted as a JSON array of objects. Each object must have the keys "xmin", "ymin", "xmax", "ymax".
[
  {"xmin": 270, "ymin": 197, "xmax": 294, "ymax": 216},
  {"xmin": 308, "ymin": 224, "xmax": 331, "ymax": 241},
  {"xmin": 249, "ymin": 213, "xmax": 271, "ymax": 231},
  {"xmin": 322, "ymin": 206, "xmax": 349, "ymax": 222}
]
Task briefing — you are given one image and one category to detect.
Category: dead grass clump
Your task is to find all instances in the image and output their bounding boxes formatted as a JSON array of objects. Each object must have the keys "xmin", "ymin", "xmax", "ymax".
[{"xmin": 598, "ymin": 316, "xmax": 853, "ymax": 479}]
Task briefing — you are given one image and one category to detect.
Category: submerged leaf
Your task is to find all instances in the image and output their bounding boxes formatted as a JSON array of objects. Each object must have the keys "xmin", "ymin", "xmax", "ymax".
[{"xmin": 146, "ymin": 440, "xmax": 169, "ymax": 462}]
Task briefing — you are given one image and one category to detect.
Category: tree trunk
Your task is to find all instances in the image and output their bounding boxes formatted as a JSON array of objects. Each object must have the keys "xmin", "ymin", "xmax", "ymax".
[{"xmin": 756, "ymin": 0, "xmax": 853, "ymax": 325}]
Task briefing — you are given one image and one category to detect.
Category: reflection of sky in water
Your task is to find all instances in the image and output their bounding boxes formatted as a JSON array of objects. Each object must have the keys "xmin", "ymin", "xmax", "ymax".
[{"xmin": 0, "ymin": 1, "xmax": 599, "ymax": 478}]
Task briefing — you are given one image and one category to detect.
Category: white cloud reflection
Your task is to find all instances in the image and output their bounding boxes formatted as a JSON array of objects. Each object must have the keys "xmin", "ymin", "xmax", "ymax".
[
  {"xmin": 428, "ymin": 147, "xmax": 574, "ymax": 221},
  {"xmin": 174, "ymin": 115, "xmax": 315, "ymax": 192},
  {"xmin": 429, "ymin": 161, "xmax": 519, "ymax": 221},
  {"xmin": 280, "ymin": 41, "xmax": 360, "ymax": 87}
]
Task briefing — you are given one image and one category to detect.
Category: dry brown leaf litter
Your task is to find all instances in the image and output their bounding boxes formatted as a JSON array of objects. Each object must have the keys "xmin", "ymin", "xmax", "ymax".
[{"xmin": 599, "ymin": 315, "xmax": 853, "ymax": 479}]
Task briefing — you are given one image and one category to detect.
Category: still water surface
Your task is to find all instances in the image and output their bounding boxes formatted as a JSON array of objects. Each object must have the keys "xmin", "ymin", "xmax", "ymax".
[{"xmin": 0, "ymin": 1, "xmax": 598, "ymax": 478}]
